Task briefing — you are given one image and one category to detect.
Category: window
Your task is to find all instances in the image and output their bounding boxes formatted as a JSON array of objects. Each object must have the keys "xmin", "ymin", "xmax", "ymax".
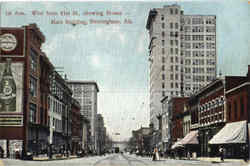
[
  {"xmin": 30, "ymin": 76, "xmax": 37, "ymax": 97},
  {"xmin": 175, "ymin": 8, "xmax": 178, "ymax": 14},
  {"xmin": 206, "ymin": 26, "xmax": 215, "ymax": 32},
  {"xmin": 170, "ymin": 48, "xmax": 173, "ymax": 55},
  {"xmin": 162, "ymin": 65, "xmax": 165, "ymax": 71},
  {"xmin": 175, "ymin": 65, "xmax": 178, "ymax": 71},
  {"xmin": 170, "ymin": 74, "xmax": 173, "ymax": 80},
  {"xmin": 162, "ymin": 48, "xmax": 165, "ymax": 55},
  {"xmin": 175, "ymin": 83, "xmax": 178, "ymax": 88},
  {"xmin": 175, "ymin": 32, "xmax": 178, "ymax": 37},
  {"xmin": 162, "ymin": 23, "xmax": 165, "ymax": 29},
  {"xmin": 185, "ymin": 35, "xmax": 191, "ymax": 41},
  {"xmin": 162, "ymin": 40, "xmax": 165, "ymax": 46},
  {"xmin": 175, "ymin": 48, "xmax": 178, "ymax": 54},
  {"xmin": 185, "ymin": 43, "xmax": 191, "ymax": 49},
  {"xmin": 175, "ymin": 23, "xmax": 178, "ymax": 29},
  {"xmin": 170, "ymin": 40, "xmax": 173, "ymax": 46},
  {"xmin": 162, "ymin": 74, "xmax": 165, "ymax": 80},
  {"xmin": 162, "ymin": 56, "xmax": 165, "ymax": 63},
  {"xmin": 175, "ymin": 40, "xmax": 178, "ymax": 46},
  {"xmin": 30, "ymin": 48, "xmax": 38, "ymax": 72},
  {"xmin": 161, "ymin": 15, "xmax": 164, "ymax": 21},
  {"xmin": 170, "ymin": 65, "xmax": 173, "ymax": 72},
  {"xmin": 29, "ymin": 103, "xmax": 37, "ymax": 123},
  {"xmin": 162, "ymin": 83, "xmax": 165, "ymax": 89},
  {"xmin": 175, "ymin": 56, "xmax": 178, "ymax": 63},
  {"xmin": 170, "ymin": 23, "xmax": 173, "ymax": 29},
  {"xmin": 170, "ymin": 8, "xmax": 173, "ymax": 15},
  {"xmin": 171, "ymin": 82, "xmax": 173, "ymax": 88},
  {"xmin": 162, "ymin": 91, "xmax": 165, "ymax": 97},
  {"xmin": 175, "ymin": 74, "xmax": 178, "ymax": 80}
]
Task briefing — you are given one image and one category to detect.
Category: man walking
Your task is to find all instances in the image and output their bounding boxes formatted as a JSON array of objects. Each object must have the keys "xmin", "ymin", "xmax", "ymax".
[{"xmin": 219, "ymin": 146, "xmax": 224, "ymax": 162}]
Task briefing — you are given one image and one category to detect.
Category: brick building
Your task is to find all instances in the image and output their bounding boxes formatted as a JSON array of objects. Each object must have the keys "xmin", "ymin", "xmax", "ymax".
[
  {"xmin": 0, "ymin": 24, "xmax": 74, "ymax": 158},
  {"xmin": 168, "ymin": 97, "xmax": 188, "ymax": 143}
]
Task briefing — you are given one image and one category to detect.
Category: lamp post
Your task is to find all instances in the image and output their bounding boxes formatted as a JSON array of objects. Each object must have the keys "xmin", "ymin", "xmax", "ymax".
[{"xmin": 49, "ymin": 117, "xmax": 55, "ymax": 159}]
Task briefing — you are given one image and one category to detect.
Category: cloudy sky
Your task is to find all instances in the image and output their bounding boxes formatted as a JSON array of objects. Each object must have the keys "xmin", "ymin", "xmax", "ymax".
[{"xmin": 1, "ymin": 0, "xmax": 249, "ymax": 141}]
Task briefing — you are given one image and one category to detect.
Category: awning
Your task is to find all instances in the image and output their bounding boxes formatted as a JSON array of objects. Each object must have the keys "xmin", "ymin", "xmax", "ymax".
[
  {"xmin": 171, "ymin": 130, "xmax": 198, "ymax": 149},
  {"xmin": 181, "ymin": 130, "xmax": 199, "ymax": 145},
  {"xmin": 171, "ymin": 141, "xmax": 184, "ymax": 149},
  {"xmin": 209, "ymin": 120, "xmax": 247, "ymax": 144}
]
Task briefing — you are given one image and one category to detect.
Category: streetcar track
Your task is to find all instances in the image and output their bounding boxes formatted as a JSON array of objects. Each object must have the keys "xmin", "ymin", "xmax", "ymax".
[
  {"xmin": 92, "ymin": 154, "xmax": 149, "ymax": 166},
  {"xmin": 92, "ymin": 154, "xmax": 118, "ymax": 166},
  {"xmin": 122, "ymin": 154, "xmax": 149, "ymax": 166}
]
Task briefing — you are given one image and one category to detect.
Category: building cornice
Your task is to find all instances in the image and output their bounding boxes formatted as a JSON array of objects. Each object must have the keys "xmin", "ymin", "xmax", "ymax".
[{"xmin": 226, "ymin": 82, "xmax": 250, "ymax": 94}]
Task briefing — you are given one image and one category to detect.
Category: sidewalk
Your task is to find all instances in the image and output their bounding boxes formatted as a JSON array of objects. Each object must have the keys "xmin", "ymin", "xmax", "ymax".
[
  {"xmin": 32, "ymin": 154, "xmax": 78, "ymax": 161},
  {"xmin": 197, "ymin": 157, "xmax": 249, "ymax": 164},
  {"xmin": 137, "ymin": 154, "xmax": 249, "ymax": 165}
]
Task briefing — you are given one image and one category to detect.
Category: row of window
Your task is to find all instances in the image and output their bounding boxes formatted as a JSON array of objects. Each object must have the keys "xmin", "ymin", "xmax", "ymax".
[
  {"xmin": 181, "ymin": 17, "xmax": 215, "ymax": 25},
  {"xmin": 201, "ymin": 107, "xmax": 223, "ymax": 118},
  {"xmin": 161, "ymin": 90, "xmax": 181, "ymax": 97},
  {"xmin": 182, "ymin": 50, "xmax": 216, "ymax": 57},
  {"xmin": 170, "ymin": 22, "xmax": 179, "ymax": 29},
  {"xmin": 181, "ymin": 42, "xmax": 215, "ymax": 49},
  {"xmin": 182, "ymin": 35, "xmax": 215, "ymax": 41},
  {"xmin": 200, "ymin": 113, "xmax": 223, "ymax": 125},
  {"xmin": 49, "ymin": 96, "xmax": 63, "ymax": 115}
]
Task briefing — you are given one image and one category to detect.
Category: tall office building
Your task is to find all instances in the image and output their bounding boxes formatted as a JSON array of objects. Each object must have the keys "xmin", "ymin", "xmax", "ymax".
[
  {"xmin": 146, "ymin": 4, "xmax": 216, "ymax": 129},
  {"xmin": 67, "ymin": 81, "xmax": 99, "ymax": 150}
]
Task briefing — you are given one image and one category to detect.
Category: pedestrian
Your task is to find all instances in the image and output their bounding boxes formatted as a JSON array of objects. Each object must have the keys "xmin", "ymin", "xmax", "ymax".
[
  {"xmin": 243, "ymin": 145, "xmax": 248, "ymax": 162},
  {"xmin": 219, "ymin": 146, "xmax": 224, "ymax": 162},
  {"xmin": 152, "ymin": 147, "xmax": 160, "ymax": 161},
  {"xmin": 187, "ymin": 151, "xmax": 190, "ymax": 160},
  {"xmin": 152, "ymin": 149, "xmax": 155, "ymax": 161}
]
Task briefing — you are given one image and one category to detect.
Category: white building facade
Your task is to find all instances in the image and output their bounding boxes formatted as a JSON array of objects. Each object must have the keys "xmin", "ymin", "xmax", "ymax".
[
  {"xmin": 146, "ymin": 4, "xmax": 216, "ymax": 130},
  {"xmin": 67, "ymin": 81, "xmax": 99, "ymax": 151}
]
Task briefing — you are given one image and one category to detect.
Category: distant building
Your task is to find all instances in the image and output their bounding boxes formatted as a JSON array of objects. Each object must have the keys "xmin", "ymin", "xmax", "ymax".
[
  {"xmin": 131, "ymin": 127, "xmax": 153, "ymax": 153},
  {"xmin": 96, "ymin": 114, "xmax": 105, "ymax": 155},
  {"xmin": 71, "ymin": 98, "xmax": 82, "ymax": 155},
  {"xmin": 67, "ymin": 81, "xmax": 99, "ymax": 151},
  {"xmin": 146, "ymin": 4, "xmax": 217, "ymax": 130}
]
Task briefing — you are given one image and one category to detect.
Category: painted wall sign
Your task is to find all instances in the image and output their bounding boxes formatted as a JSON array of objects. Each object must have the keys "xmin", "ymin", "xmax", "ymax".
[{"xmin": 0, "ymin": 28, "xmax": 25, "ymax": 57}]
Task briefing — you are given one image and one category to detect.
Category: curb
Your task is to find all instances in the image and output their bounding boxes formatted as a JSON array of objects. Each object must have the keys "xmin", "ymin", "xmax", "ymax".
[{"xmin": 32, "ymin": 156, "xmax": 78, "ymax": 161}]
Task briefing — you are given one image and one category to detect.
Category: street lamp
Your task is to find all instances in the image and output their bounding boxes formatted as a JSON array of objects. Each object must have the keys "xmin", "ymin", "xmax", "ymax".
[{"xmin": 49, "ymin": 120, "xmax": 55, "ymax": 159}]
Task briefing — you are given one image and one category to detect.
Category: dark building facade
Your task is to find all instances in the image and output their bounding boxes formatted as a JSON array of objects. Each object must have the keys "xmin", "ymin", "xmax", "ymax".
[
  {"xmin": 169, "ymin": 97, "xmax": 188, "ymax": 144},
  {"xmin": 0, "ymin": 24, "xmax": 74, "ymax": 158}
]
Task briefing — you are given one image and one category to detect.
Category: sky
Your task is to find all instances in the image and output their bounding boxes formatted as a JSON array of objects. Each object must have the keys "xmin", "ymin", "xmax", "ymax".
[{"xmin": 1, "ymin": 0, "xmax": 249, "ymax": 141}]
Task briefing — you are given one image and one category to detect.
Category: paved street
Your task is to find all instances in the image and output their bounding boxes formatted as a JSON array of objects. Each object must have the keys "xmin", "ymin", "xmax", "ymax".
[{"xmin": 0, "ymin": 154, "xmax": 248, "ymax": 166}]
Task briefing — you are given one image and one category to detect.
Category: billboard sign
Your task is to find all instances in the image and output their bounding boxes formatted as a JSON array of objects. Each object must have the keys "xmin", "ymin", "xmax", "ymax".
[
  {"xmin": 0, "ymin": 61, "xmax": 24, "ymax": 126},
  {"xmin": 0, "ymin": 28, "xmax": 25, "ymax": 57}
]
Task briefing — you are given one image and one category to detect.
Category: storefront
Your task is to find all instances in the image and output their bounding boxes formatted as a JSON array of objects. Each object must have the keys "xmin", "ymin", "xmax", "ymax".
[{"xmin": 209, "ymin": 120, "xmax": 249, "ymax": 159}]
